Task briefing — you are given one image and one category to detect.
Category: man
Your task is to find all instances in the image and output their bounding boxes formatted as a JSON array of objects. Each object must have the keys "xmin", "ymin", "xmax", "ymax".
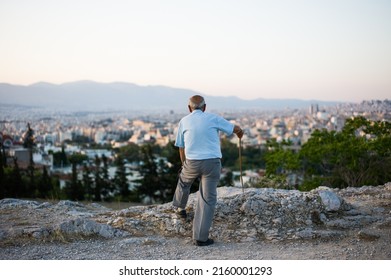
[{"xmin": 172, "ymin": 95, "xmax": 244, "ymax": 246}]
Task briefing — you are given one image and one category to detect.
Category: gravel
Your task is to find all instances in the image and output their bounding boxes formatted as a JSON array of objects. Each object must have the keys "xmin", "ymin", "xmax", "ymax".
[{"xmin": 1, "ymin": 230, "xmax": 390, "ymax": 260}]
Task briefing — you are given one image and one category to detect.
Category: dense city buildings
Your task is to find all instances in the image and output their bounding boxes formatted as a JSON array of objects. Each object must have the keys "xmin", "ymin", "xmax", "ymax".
[{"xmin": 1, "ymin": 99, "xmax": 390, "ymax": 189}]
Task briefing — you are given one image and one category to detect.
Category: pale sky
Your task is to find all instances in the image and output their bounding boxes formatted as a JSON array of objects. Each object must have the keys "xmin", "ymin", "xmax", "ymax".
[{"xmin": 1, "ymin": 0, "xmax": 390, "ymax": 102}]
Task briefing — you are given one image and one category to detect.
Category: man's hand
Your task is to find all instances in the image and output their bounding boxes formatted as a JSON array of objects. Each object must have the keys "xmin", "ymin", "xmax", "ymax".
[{"xmin": 233, "ymin": 125, "xmax": 244, "ymax": 139}]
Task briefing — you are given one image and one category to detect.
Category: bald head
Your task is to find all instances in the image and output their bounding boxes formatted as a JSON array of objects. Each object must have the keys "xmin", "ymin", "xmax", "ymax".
[{"xmin": 188, "ymin": 95, "xmax": 206, "ymax": 111}]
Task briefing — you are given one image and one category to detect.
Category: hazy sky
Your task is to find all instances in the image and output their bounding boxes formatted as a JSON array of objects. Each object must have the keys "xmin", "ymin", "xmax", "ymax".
[{"xmin": 1, "ymin": 0, "xmax": 390, "ymax": 102}]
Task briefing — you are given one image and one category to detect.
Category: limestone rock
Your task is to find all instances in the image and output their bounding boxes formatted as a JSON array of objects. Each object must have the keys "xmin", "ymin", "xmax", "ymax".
[
  {"xmin": 317, "ymin": 187, "xmax": 342, "ymax": 212},
  {"xmin": 1, "ymin": 183, "xmax": 390, "ymax": 243},
  {"xmin": 357, "ymin": 229, "xmax": 381, "ymax": 241},
  {"xmin": 58, "ymin": 218, "xmax": 129, "ymax": 238}
]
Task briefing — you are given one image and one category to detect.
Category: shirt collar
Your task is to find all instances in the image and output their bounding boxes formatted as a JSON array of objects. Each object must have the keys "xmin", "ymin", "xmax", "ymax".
[{"xmin": 191, "ymin": 109, "xmax": 203, "ymax": 114}]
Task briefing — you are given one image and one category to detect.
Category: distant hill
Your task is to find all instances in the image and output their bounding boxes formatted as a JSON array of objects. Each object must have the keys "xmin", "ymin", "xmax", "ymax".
[{"xmin": 0, "ymin": 81, "xmax": 340, "ymax": 111}]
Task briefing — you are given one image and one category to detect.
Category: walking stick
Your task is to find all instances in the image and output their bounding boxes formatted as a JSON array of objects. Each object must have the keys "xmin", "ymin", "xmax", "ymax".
[{"xmin": 239, "ymin": 137, "xmax": 244, "ymax": 194}]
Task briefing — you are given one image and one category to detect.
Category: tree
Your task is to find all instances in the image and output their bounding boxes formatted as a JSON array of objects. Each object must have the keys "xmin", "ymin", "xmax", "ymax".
[
  {"xmin": 242, "ymin": 145, "xmax": 266, "ymax": 170},
  {"xmin": 264, "ymin": 139, "xmax": 300, "ymax": 177},
  {"xmin": 155, "ymin": 157, "xmax": 174, "ymax": 202},
  {"xmin": 22, "ymin": 123, "xmax": 36, "ymax": 196},
  {"xmin": 299, "ymin": 117, "xmax": 391, "ymax": 190},
  {"xmin": 338, "ymin": 117, "xmax": 391, "ymax": 187},
  {"xmin": 220, "ymin": 170, "xmax": 234, "ymax": 187},
  {"xmin": 135, "ymin": 142, "xmax": 185, "ymax": 203},
  {"xmin": 135, "ymin": 144, "xmax": 160, "ymax": 203},
  {"xmin": 117, "ymin": 143, "xmax": 141, "ymax": 163},
  {"xmin": 220, "ymin": 139, "xmax": 266, "ymax": 171},
  {"xmin": 52, "ymin": 146, "xmax": 68, "ymax": 168},
  {"xmin": 93, "ymin": 155, "xmax": 103, "ymax": 201},
  {"xmin": 0, "ymin": 143, "xmax": 5, "ymax": 198},
  {"xmin": 100, "ymin": 154, "xmax": 112, "ymax": 201},
  {"xmin": 113, "ymin": 155, "xmax": 130, "ymax": 200},
  {"xmin": 221, "ymin": 139, "xmax": 239, "ymax": 169},
  {"xmin": 8, "ymin": 158, "xmax": 24, "ymax": 198},
  {"xmin": 82, "ymin": 164, "xmax": 94, "ymax": 201},
  {"xmin": 37, "ymin": 166, "xmax": 53, "ymax": 198},
  {"xmin": 298, "ymin": 129, "xmax": 335, "ymax": 190},
  {"xmin": 161, "ymin": 141, "xmax": 184, "ymax": 196},
  {"xmin": 64, "ymin": 153, "xmax": 87, "ymax": 201}
]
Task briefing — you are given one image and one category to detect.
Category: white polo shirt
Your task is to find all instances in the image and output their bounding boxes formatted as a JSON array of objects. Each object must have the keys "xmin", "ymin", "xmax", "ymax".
[{"xmin": 175, "ymin": 110, "xmax": 234, "ymax": 160}]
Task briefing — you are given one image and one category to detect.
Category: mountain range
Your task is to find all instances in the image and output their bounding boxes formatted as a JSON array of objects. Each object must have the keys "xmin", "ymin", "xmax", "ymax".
[{"xmin": 0, "ymin": 81, "xmax": 340, "ymax": 112}]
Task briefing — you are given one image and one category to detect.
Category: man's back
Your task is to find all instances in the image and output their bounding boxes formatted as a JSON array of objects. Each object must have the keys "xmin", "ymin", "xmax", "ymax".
[{"xmin": 175, "ymin": 110, "xmax": 234, "ymax": 160}]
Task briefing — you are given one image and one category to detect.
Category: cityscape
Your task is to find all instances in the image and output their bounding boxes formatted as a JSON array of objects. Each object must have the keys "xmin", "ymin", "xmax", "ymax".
[{"xmin": 1, "ymin": 99, "xmax": 390, "ymax": 193}]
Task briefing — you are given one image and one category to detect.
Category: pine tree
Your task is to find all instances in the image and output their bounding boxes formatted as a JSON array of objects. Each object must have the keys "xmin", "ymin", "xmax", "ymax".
[
  {"xmin": 136, "ymin": 144, "xmax": 159, "ymax": 203},
  {"xmin": 82, "ymin": 164, "xmax": 94, "ymax": 201},
  {"xmin": 9, "ymin": 158, "xmax": 24, "ymax": 198},
  {"xmin": 100, "ymin": 154, "xmax": 112, "ymax": 201},
  {"xmin": 220, "ymin": 170, "xmax": 234, "ymax": 187},
  {"xmin": 113, "ymin": 155, "xmax": 130, "ymax": 200},
  {"xmin": 60, "ymin": 145, "xmax": 68, "ymax": 167},
  {"xmin": 37, "ymin": 166, "xmax": 53, "ymax": 198},
  {"xmin": 93, "ymin": 155, "xmax": 103, "ymax": 201},
  {"xmin": 22, "ymin": 123, "xmax": 36, "ymax": 197},
  {"xmin": 0, "ymin": 142, "xmax": 5, "ymax": 198},
  {"xmin": 157, "ymin": 141, "xmax": 183, "ymax": 202},
  {"xmin": 65, "ymin": 154, "xmax": 87, "ymax": 201}
]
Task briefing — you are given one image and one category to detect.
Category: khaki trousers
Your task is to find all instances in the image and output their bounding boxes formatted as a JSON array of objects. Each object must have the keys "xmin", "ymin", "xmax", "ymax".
[{"xmin": 173, "ymin": 158, "xmax": 221, "ymax": 242}]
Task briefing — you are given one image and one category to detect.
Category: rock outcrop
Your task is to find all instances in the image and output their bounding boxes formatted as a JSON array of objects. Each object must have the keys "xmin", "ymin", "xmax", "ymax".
[{"xmin": 1, "ymin": 183, "xmax": 390, "ymax": 243}]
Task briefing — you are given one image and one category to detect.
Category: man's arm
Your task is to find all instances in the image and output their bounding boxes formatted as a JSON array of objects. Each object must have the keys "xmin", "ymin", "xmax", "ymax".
[{"xmin": 179, "ymin": 147, "xmax": 186, "ymax": 164}]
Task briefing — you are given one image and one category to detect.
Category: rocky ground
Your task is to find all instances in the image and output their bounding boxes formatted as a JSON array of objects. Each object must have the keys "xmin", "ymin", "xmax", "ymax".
[{"xmin": 0, "ymin": 183, "xmax": 390, "ymax": 260}]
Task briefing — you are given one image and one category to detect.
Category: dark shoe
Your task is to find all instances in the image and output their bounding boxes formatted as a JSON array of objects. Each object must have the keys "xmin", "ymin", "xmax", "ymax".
[
  {"xmin": 176, "ymin": 209, "xmax": 187, "ymax": 219},
  {"xmin": 194, "ymin": 238, "xmax": 214, "ymax": 246}
]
